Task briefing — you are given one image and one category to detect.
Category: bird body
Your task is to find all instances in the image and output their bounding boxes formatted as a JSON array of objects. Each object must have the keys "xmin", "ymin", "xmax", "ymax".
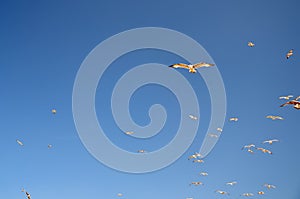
[
  {"xmin": 256, "ymin": 147, "xmax": 272, "ymax": 154},
  {"xmin": 229, "ymin": 117, "xmax": 238, "ymax": 122},
  {"xmin": 215, "ymin": 190, "xmax": 229, "ymax": 195},
  {"xmin": 16, "ymin": 139, "xmax": 24, "ymax": 146},
  {"xmin": 286, "ymin": 49, "xmax": 293, "ymax": 59},
  {"xmin": 263, "ymin": 139, "xmax": 279, "ymax": 145},
  {"xmin": 279, "ymin": 95, "xmax": 293, "ymax": 100},
  {"xmin": 280, "ymin": 100, "xmax": 300, "ymax": 110},
  {"xmin": 248, "ymin": 42, "xmax": 255, "ymax": 47},
  {"xmin": 169, "ymin": 62, "xmax": 214, "ymax": 73},
  {"xmin": 189, "ymin": 114, "xmax": 198, "ymax": 120},
  {"xmin": 190, "ymin": 181, "xmax": 203, "ymax": 186},
  {"xmin": 266, "ymin": 115, "xmax": 284, "ymax": 120},
  {"xmin": 264, "ymin": 183, "xmax": 276, "ymax": 189},
  {"xmin": 226, "ymin": 181, "xmax": 237, "ymax": 186}
]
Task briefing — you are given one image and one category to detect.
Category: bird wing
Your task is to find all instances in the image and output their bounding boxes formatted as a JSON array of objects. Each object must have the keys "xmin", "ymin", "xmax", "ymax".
[
  {"xmin": 193, "ymin": 62, "xmax": 215, "ymax": 68},
  {"xmin": 169, "ymin": 63, "xmax": 189, "ymax": 69}
]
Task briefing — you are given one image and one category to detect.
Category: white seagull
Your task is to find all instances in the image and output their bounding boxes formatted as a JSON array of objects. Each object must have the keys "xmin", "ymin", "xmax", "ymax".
[
  {"xmin": 169, "ymin": 62, "xmax": 215, "ymax": 73},
  {"xmin": 189, "ymin": 114, "xmax": 198, "ymax": 120},
  {"xmin": 226, "ymin": 181, "xmax": 237, "ymax": 186},
  {"xmin": 286, "ymin": 49, "xmax": 294, "ymax": 59},
  {"xmin": 16, "ymin": 139, "xmax": 24, "ymax": 146},
  {"xmin": 248, "ymin": 42, "xmax": 255, "ymax": 47},
  {"xmin": 263, "ymin": 139, "xmax": 279, "ymax": 145}
]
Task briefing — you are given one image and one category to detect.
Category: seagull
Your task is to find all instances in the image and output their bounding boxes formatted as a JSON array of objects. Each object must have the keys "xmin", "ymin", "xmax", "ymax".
[
  {"xmin": 16, "ymin": 139, "xmax": 24, "ymax": 146},
  {"xmin": 169, "ymin": 62, "xmax": 215, "ymax": 73},
  {"xmin": 229, "ymin": 117, "xmax": 238, "ymax": 122},
  {"xmin": 279, "ymin": 95, "xmax": 293, "ymax": 100},
  {"xmin": 137, "ymin": 149, "xmax": 146, "ymax": 153},
  {"xmin": 193, "ymin": 159, "xmax": 204, "ymax": 163},
  {"xmin": 295, "ymin": 96, "xmax": 300, "ymax": 101},
  {"xmin": 199, "ymin": 172, "xmax": 208, "ymax": 176},
  {"xmin": 215, "ymin": 190, "xmax": 229, "ymax": 195},
  {"xmin": 280, "ymin": 100, "xmax": 300, "ymax": 110},
  {"xmin": 188, "ymin": 152, "xmax": 202, "ymax": 159},
  {"xmin": 51, "ymin": 109, "xmax": 57, "ymax": 114},
  {"xmin": 242, "ymin": 193, "xmax": 254, "ymax": 197},
  {"xmin": 47, "ymin": 144, "xmax": 53, "ymax": 149},
  {"xmin": 226, "ymin": 181, "xmax": 237, "ymax": 186},
  {"xmin": 262, "ymin": 139, "xmax": 279, "ymax": 145},
  {"xmin": 117, "ymin": 193, "xmax": 123, "ymax": 197},
  {"xmin": 258, "ymin": 191, "xmax": 265, "ymax": 195},
  {"xmin": 247, "ymin": 149, "xmax": 255, "ymax": 154},
  {"xmin": 241, "ymin": 144, "xmax": 255, "ymax": 150},
  {"xmin": 256, "ymin": 147, "xmax": 272, "ymax": 154},
  {"xmin": 25, "ymin": 191, "xmax": 31, "ymax": 199},
  {"xmin": 189, "ymin": 114, "xmax": 198, "ymax": 120},
  {"xmin": 217, "ymin": 127, "xmax": 223, "ymax": 132},
  {"xmin": 190, "ymin": 181, "xmax": 203, "ymax": 186},
  {"xmin": 208, "ymin": 133, "xmax": 219, "ymax": 138},
  {"xmin": 264, "ymin": 183, "xmax": 276, "ymax": 189},
  {"xmin": 266, "ymin": 115, "xmax": 284, "ymax": 120},
  {"xmin": 286, "ymin": 49, "xmax": 293, "ymax": 59},
  {"xmin": 125, "ymin": 131, "xmax": 134, "ymax": 135},
  {"xmin": 248, "ymin": 42, "xmax": 255, "ymax": 47}
]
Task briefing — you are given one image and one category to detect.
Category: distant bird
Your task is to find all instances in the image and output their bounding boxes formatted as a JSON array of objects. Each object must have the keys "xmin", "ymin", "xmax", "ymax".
[
  {"xmin": 169, "ymin": 62, "xmax": 215, "ymax": 73},
  {"xmin": 266, "ymin": 115, "xmax": 284, "ymax": 120},
  {"xmin": 190, "ymin": 181, "xmax": 203, "ymax": 186},
  {"xmin": 280, "ymin": 100, "xmax": 300, "ymax": 110},
  {"xmin": 286, "ymin": 49, "xmax": 293, "ymax": 59},
  {"xmin": 208, "ymin": 133, "xmax": 219, "ymax": 138},
  {"xmin": 25, "ymin": 191, "xmax": 31, "ymax": 199},
  {"xmin": 242, "ymin": 144, "xmax": 255, "ymax": 150},
  {"xmin": 189, "ymin": 114, "xmax": 198, "ymax": 120},
  {"xmin": 262, "ymin": 139, "xmax": 279, "ymax": 145},
  {"xmin": 47, "ymin": 144, "xmax": 52, "ymax": 149},
  {"xmin": 16, "ymin": 139, "xmax": 24, "ymax": 146},
  {"xmin": 217, "ymin": 127, "xmax": 223, "ymax": 132},
  {"xmin": 226, "ymin": 181, "xmax": 237, "ymax": 186},
  {"xmin": 188, "ymin": 152, "xmax": 202, "ymax": 159},
  {"xmin": 295, "ymin": 96, "xmax": 300, "ymax": 101},
  {"xmin": 193, "ymin": 159, "xmax": 204, "ymax": 163},
  {"xmin": 215, "ymin": 190, "xmax": 229, "ymax": 195},
  {"xmin": 229, "ymin": 117, "xmax": 238, "ymax": 122},
  {"xmin": 125, "ymin": 131, "xmax": 134, "ymax": 135},
  {"xmin": 137, "ymin": 149, "xmax": 146, "ymax": 153},
  {"xmin": 242, "ymin": 193, "xmax": 254, "ymax": 197},
  {"xmin": 279, "ymin": 95, "xmax": 293, "ymax": 100},
  {"xmin": 51, "ymin": 109, "xmax": 57, "ymax": 114},
  {"xmin": 248, "ymin": 42, "xmax": 255, "ymax": 47},
  {"xmin": 247, "ymin": 149, "xmax": 255, "ymax": 154},
  {"xmin": 256, "ymin": 147, "xmax": 272, "ymax": 154},
  {"xmin": 199, "ymin": 172, "xmax": 208, "ymax": 176},
  {"xmin": 117, "ymin": 193, "xmax": 123, "ymax": 197},
  {"xmin": 264, "ymin": 183, "xmax": 276, "ymax": 189},
  {"xmin": 258, "ymin": 191, "xmax": 265, "ymax": 195}
]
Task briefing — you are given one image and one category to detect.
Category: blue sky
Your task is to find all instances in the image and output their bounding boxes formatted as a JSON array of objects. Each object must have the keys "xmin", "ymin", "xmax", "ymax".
[{"xmin": 1, "ymin": 0, "xmax": 299, "ymax": 198}]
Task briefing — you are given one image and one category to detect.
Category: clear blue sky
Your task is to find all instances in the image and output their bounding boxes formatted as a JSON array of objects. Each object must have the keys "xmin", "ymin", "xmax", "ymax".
[{"xmin": 1, "ymin": 0, "xmax": 299, "ymax": 198}]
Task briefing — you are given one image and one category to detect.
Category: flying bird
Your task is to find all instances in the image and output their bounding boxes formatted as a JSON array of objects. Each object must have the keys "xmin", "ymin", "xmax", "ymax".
[
  {"xmin": 263, "ymin": 139, "xmax": 279, "ymax": 145},
  {"xmin": 229, "ymin": 117, "xmax": 238, "ymax": 122},
  {"xmin": 25, "ymin": 191, "xmax": 31, "ymax": 199},
  {"xmin": 137, "ymin": 149, "xmax": 146, "ymax": 153},
  {"xmin": 51, "ymin": 109, "xmax": 57, "ymax": 114},
  {"xmin": 190, "ymin": 181, "xmax": 203, "ymax": 186},
  {"xmin": 242, "ymin": 144, "xmax": 255, "ymax": 150},
  {"xmin": 193, "ymin": 159, "xmax": 204, "ymax": 163},
  {"xmin": 242, "ymin": 193, "xmax": 254, "ymax": 197},
  {"xmin": 217, "ymin": 127, "xmax": 223, "ymax": 132},
  {"xmin": 226, "ymin": 181, "xmax": 237, "ymax": 186},
  {"xmin": 16, "ymin": 139, "xmax": 24, "ymax": 146},
  {"xmin": 258, "ymin": 191, "xmax": 265, "ymax": 195},
  {"xmin": 266, "ymin": 115, "xmax": 284, "ymax": 120},
  {"xmin": 208, "ymin": 133, "xmax": 219, "ymax": 138},
  {"xmin": 248, "ymin": 42, "xmax": 255, "ymax": 47},
  {"xmin": 264, "ymin": 183, "xmax": 276, "ymax": 189},
  {"xmin": 286, "ymin": 49, "xmax": 293, "ymax": 59},
  {"xmin": 256, "ymin": 147, "xmax": 272, "ymax": 154},
  {"xmin": 124, "ymin": 131, "xmax": 134, "ymax": 135},
  {"xmin": 215, "ymin": 190, "xmax": 229, "ymax": 195},
  {"xmin": 47, "ymin": 144, "xmax": 53, "ymax": 149},
  {"xmin": 189, "ymin": 114, "xmax": 198, "ymax": 120},
  {"xmin": 169, "ymin": 62, "xmax": 215, "ymax": 73},
  {"xmin": 199, "ymin": 172, "xmax": 208, "ymax": 176},
  {"xmin": 280, "ymin": 100, "xmax": 300, "ymax": 110},
  {"xmin": 279, "ymin": 95, "xmax": 293, "ymax": 100},
  {"xmin": 117, "ymin": 193, "xmax": 123, "ymax": 197},
  {"xmin": 188, "ymin": 152, "xmax": 202, "ymax": 159}
]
